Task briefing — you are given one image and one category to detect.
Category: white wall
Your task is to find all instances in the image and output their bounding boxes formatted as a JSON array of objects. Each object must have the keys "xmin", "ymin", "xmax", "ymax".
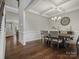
[
  {"xmin": 19, "ymin": 0, "xmax": 50, "ymax": 44},
  {"xmin": 24, "ymin": 12, "xmax": 50, "ymax": 42},
  {"xmin": 26, "ymin": 12, "xmax": 50, "ymax": 31},
  {"xmin": 62, "ymin": 9, "xmax": 79, "ymax": 43},
  {"xmin": 0, "ymin": 7, "xmax": 6, "ymax": 59},
  {"xmin": 50, "ymin": 9, "xmax": 79, "ymax": 44},
  {"xmin": 58, "ymin": 9, "xmax": 79, "ymax": 32}
]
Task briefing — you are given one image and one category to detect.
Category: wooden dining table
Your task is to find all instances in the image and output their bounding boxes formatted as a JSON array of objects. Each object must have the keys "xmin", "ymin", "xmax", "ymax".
[
  {"xmin": 59, "ymin": 33, "xmax": 74, "ymax": 40},
  {"xmin": 58, "ymin": 33, "xmax": 74, "ymax": 48}
]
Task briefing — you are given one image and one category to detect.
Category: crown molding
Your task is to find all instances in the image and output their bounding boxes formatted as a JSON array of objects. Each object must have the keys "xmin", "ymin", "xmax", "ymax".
[{"xmin": 5, "ymin": 5, "xmax": 18, "ymax": 13}]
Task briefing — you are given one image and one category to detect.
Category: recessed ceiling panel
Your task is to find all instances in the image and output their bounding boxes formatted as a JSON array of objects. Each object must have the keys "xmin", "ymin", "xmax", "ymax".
[
  {"xmin": 58, "ymin": 0, "xmax": 79, "ymax": 11},
  {"xmin": 27, "ymin": 0, "xmax": 79, "ymax": 18},
  {"xmin": 31, "ymin": 0, "xmax": 54, "ymax": 13},
  {"xmin": 50, "ymin": 0, "xmax": 70, "ymax": 6}
]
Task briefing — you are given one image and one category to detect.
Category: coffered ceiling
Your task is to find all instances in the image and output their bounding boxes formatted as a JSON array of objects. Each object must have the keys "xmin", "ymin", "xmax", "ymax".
[
  {"xmin": 26, "ymin": 0, "xmax": 79, "ymax": 18},
  {"xmin": 5, "ymin": 0, "xmax": 79, "ymax": 18}
]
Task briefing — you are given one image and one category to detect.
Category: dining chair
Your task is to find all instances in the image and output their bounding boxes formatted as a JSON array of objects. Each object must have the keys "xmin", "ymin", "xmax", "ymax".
[
  {"xmin": 49, "ymin": 31, "xmax": 61, "ymax": 48},
  {"xmin": 59, "ymin": 31, "xmax": 74, "ymax": 48},
  {"xmin": 41, "ymin": 31, "xmax": 50, "ymax": 46},
  {"xmin": 66, "ymin": 35, "xmax": 79, "ymax": 56},
  {"xmin": 76, "ymin": 36, "xmax": 79, "ymax": 55}
]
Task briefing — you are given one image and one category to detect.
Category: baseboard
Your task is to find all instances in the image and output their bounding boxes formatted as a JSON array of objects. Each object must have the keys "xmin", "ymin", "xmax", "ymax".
[
  {"xmin": 26, "ymin": 39, "xmax": 41, "ymax": 43},
  {"xmin": 18, "ymin": 39, "xmax": 26, "ymax": 46},
  {"xmin": 25, "ymin": 39, "xmax": 41, "ymax": 44}
]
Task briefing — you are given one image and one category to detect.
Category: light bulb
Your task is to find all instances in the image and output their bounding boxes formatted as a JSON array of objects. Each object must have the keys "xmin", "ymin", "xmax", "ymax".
[
  {"xmin": 58, "ymin": 16, "xmax": 61, "ymax": 20},
  {"xmin": 51, "ymin": 17, "xmax": 54, "ymax": 20}
]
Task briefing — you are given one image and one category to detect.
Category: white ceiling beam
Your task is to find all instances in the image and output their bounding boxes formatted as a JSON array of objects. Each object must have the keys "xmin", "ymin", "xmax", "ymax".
[
  {"xmin": 41, "ymin": 7, "xmax": 63, "ymax": 16},
  {"xmin": 28, "ymin": 9, "xmax": 40, "ymax": 15},
  {"xmin": 28, "ymin": 9, "xmax": 49, "ymax": 18},
  {"xmin": 42, "ymin": 8, "xmax": 54, "ymax": 14},
  {"xmin": 42, "ymin": 14, "xmax": 50, "ymax": 18},
  {"xmin": 5, "ymin": 5, "xmax": 18, "ymax": 13}
]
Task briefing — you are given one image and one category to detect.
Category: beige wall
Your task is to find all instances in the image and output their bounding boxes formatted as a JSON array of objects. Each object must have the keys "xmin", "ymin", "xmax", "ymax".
[
  {"xmin": 49, "ymin": 9, "xmax": 79, "ymax": 44},
  {"xmin": 0, "ymin": 7, "xmax": 5, "ymax": 59},
  {"xmin": 24, "ymin": 12, "xmax": 50, "ymax": 42}
]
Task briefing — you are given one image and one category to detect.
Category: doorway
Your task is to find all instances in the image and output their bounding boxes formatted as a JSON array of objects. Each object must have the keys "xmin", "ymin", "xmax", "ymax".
[{"xmin": 6, "ymin": 22, "xmax": 18, "ymax": 44}]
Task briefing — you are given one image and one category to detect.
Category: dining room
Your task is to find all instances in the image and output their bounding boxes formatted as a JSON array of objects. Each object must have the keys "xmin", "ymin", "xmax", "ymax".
[
  {"xmin": 40, "ymin": 8, "xmax": 79, "ymax": 57},
  {"xmin": 5, "ymin": 0, "xmax": 79, "ymax": 59}
]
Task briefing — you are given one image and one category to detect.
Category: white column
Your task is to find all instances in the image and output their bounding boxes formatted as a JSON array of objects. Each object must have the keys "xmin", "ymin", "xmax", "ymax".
[
  {"xmin": 18, "ymin": 8, "xmax": 26, "ymax": 45},
  {"xmin": 18, "ymin": 0, "xmax": 32, "ymax": 45}
]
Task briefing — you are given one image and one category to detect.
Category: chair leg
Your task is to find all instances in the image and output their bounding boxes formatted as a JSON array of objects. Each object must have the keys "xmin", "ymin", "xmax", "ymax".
[
  {"xmin": 48, "ymin": 40, "xmax": 51, "ymax": 47},
  {"xmin": 41, "ymin": 38, "xmax": 44, "ymax": 44},
  {"xmin": 50, "ymin": 41, "xmax": 53, "ymax": 47},
  {"xmin": 44, "ymin": 38, "xmax": 48, "ymax": 45},
  {"xmin": 57, "ymin": 40, "xmax": 59, "ymax": 49},
  {"xmin": 44, "ymin": 38, "xmax": 46, "ymax": 44},
  {"xmin": 77, "ymin": 47, "xmax": 79, "ymax": 56},
  {"xmin": 41, "ymin": 38, "xmax": 42, "ymax": 43},
  {"xmin": 50, "ymin": 39, "xmax": 53, "ymax": 47},
  {"xmin": 57, "ymin": 43, "xmax": 59, "ymax": 49}
]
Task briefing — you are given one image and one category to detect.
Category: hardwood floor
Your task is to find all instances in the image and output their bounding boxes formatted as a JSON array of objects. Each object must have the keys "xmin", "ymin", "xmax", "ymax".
[{"xmin": 5, "ymin": 37, "xmax": 79, "ymax": 59}]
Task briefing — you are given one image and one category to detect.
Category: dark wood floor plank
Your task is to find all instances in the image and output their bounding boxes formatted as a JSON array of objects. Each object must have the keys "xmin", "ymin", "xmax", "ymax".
[{"xmin": 5, "ymin": 37, "xmax": 79, "ymax": 59}]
